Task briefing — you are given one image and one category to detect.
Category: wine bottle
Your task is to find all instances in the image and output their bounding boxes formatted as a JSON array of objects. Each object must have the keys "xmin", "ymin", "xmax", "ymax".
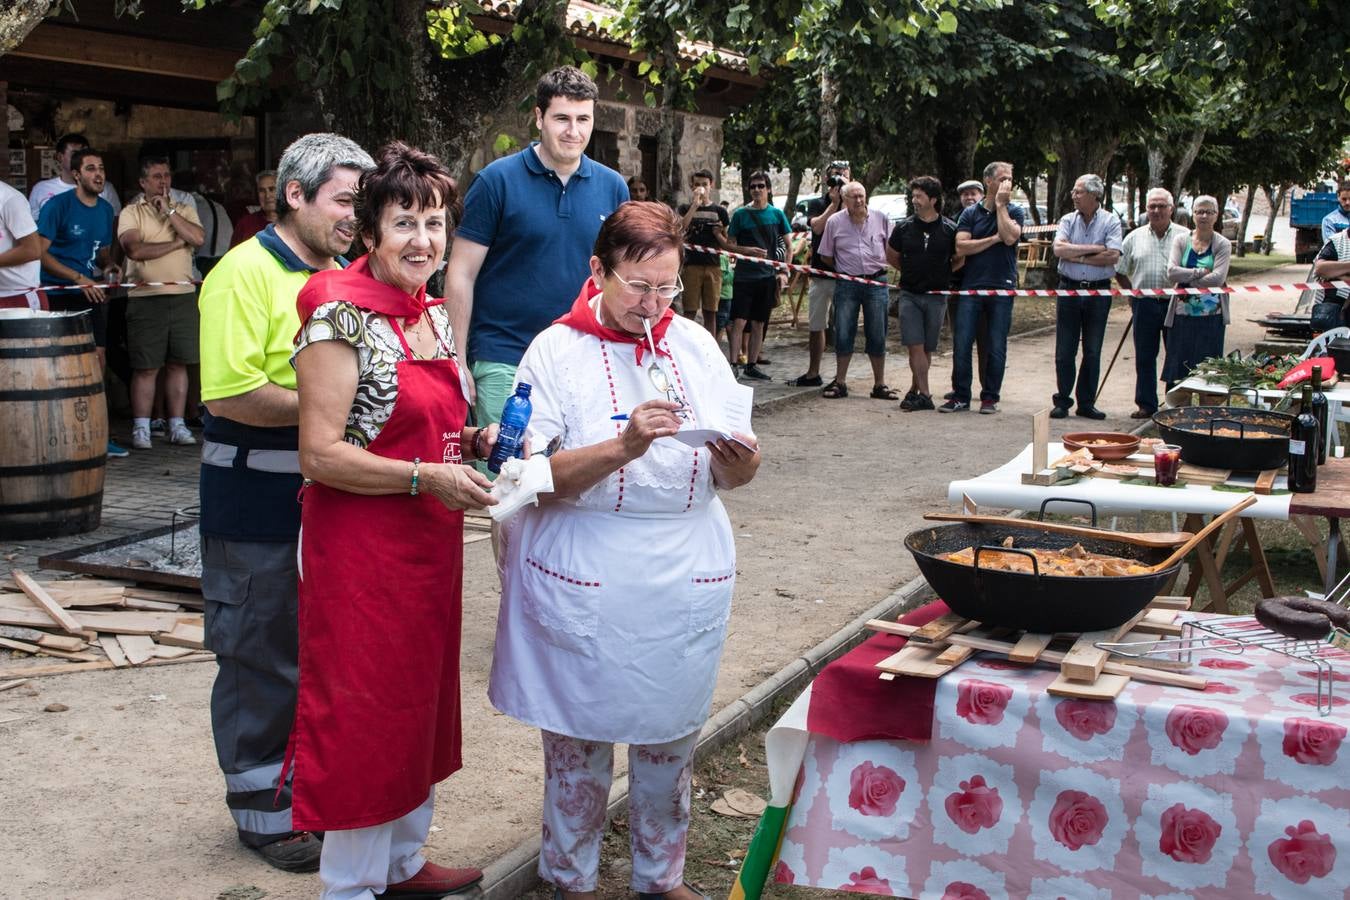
[
  {"xmin": 1289, "ymin": 384, "xmax": 1318, "ymax": 493},
  {"xmin": 1311, "ymin": 365, "xmax": 1329, "ymax": 466}
]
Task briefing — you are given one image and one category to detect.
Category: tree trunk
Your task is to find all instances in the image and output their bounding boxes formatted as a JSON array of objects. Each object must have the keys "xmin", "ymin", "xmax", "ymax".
[
  {"xmin": 818, "ymin": 66, "xmax": 839, "ymax": 166},
  {"xmin": 1169, "ymin": 129, "xmax": 1206, "ymax": 200},
  {"xmin": 1144, "ymin": 145, "xmax": 1166, "ymax": 188},
  {"xmin": 1263, "ymin": 182, "xmax": 1289, "ymax": 254},
  {"xmin": 655, "ymin": 34, "xmax": 682, "ymax": 205},
  {"xmin": 1235, "ymin": 187, "xmax": 1256, "ymax": 257},
  {"xmin": 785, "ymin": 167, "xmax": 803, "ymax": 216},
  {"xmin": 1023, "ymin": 177, "xmax": 1041, "ymax": 225},
  {"xmin": 0, "ymin": 0, "xmax": 54, "ymax": 55}
]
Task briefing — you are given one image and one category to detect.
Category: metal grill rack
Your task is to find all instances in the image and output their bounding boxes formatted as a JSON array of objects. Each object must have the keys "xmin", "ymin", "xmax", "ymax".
[{"xmin": 1097, "ymin": 573, "xmax": 1350, "ymax": 716}]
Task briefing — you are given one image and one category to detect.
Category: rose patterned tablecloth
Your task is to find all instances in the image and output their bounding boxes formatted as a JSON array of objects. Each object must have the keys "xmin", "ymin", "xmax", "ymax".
[{"xmin": 769, "ymin": 630, "xmax": 1350, "ymax": 898}]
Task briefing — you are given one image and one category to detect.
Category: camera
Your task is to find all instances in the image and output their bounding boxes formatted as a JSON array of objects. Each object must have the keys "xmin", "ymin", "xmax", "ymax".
[{"xmin": 827, "ymin": 174, "xmax": 846, "ymax": 189}]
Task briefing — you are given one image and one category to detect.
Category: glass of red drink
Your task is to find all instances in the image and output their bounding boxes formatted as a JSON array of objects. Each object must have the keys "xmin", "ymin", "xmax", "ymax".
[{"xmin": 1154, "ymin": 444, "xmax": 1182, "ymax": 486}]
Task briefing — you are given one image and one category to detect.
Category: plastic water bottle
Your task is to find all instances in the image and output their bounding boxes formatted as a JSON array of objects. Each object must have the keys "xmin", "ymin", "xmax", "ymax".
[{"xmin": 487, "ymin": 383, "xmax": 532, "ymax": 474}]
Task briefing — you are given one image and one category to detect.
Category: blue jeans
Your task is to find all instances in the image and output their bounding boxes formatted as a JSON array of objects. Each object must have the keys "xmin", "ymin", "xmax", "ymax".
[
  {"xmin": 1053, "ymin": 288, "xmax": 1112, "ymax": 410},
  {"xmin": 952, "ymin": 296, "xmax": 1012, "ymax": 403},
  {"xmin": 832, "ymin": 280, "xmax": 888, "ymax": 358},
  {"xmin": 1131, "ymin": 297, "xmax": 1169, "ymax": 413}
]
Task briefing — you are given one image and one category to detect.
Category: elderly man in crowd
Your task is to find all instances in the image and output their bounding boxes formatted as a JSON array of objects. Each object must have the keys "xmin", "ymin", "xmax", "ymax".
[
  {"xmin": 1116, "ymin": 188, "xmax": 1188, "ymax": 418},
  {"xmin": 888, "ymin": 175, "xmax": 960, "ymax": 411},
  {"xmin": 946, "ymin": 161, "xmax": 1024, "ymax": 414},
  {"xmin": 197, "ymin": 133, "xmax": 375, "ymax": 872},
  {"xmin": 790, "ymin": 160, "xmax": 851, "ymax": 387},
  {"xmin": 1321, "ymin": 183, "xmax": 1350, "ymax": 244},
  {"xmin": 118, "ymin": 156, "xmax": 206, "ymax": 450},
  {"xmin": 1050, "ymin": 173, "xmax": 1123, "ymax": 420},
  {"xmin": 231, "ymin": 170, "xmax": 278, "ymax": 247},
  {"xmin": 819, "ymin": 181, "xmax": 896, "ymax": 399}
]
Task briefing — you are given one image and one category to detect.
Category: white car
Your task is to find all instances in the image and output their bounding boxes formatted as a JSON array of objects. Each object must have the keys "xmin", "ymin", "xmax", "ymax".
[{"xmin": 868, "ymin": 193, "xmax": 909, "ymax": 224}]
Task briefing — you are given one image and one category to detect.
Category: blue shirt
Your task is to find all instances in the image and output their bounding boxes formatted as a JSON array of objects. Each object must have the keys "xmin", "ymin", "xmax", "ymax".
[
  {"xmin": 1322, "ymin": 207, "xmax": 1350, "ymax": 243},
  {"xmin": 1054, "ymin": 208, "xmax": 1123, "ymax": 282},
  {"xmin": 457, "ymin": 144, "xmax": 629, "ymax": 366},
  {"xmin": 37, "ymin": 189, "xmax": 114, "ymax": 287},
  {"xmin": 955, "ymin": 202, "xmax": 1025, "ymax": 291}
]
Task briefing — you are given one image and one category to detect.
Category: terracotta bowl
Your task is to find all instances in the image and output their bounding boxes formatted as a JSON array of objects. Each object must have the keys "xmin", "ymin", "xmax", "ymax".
[{"xmin": 1061, "ymin": 431, "xmax": 1141, "ymax": 460}]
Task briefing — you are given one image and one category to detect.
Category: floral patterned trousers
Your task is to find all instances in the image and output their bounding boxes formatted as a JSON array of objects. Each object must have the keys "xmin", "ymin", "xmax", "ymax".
[{"xmin": 539, "ymin": 729, "xmax": 700, "ymax": 893}]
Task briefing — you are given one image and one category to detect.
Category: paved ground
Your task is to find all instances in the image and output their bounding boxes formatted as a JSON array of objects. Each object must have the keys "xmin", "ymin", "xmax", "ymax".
[{"xmin": 0, "ymin": 265, "xmax": 1307, "ymax": 899}]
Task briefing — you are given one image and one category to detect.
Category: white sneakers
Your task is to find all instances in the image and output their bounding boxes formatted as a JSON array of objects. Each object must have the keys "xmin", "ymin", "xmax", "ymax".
[
  {"xmin": 169, "ymin": 422, "xmax": 197, "ymax": 446},
  {"xmin": 131, "ymin": 425, "xmax": 152, "ymax": 450}
]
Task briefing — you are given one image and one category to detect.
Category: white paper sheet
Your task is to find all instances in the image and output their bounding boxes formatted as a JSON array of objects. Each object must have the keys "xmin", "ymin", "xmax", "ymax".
[{"xmin": 664, "ymin": 382, "xmax": 755, "ymax": 450}]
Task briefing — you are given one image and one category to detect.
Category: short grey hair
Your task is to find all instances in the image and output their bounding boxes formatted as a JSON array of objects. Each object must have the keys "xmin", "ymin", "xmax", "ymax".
[
  {"xmin": 1145, "ymin": 187, "xmax": 1174, "ymax": 207},
  {"xmin": 982, "ymin": 160, "xmax": 1012, "ymax": 181},
  {"xmin": 1192, "ymin": 194, "xmax": 1219, "ymax": 212},
  {"xmin": 1075, "ymin": 174, "xmax": 1105, "ymax": 200},
  {"xmin": 274, "ymin": 134, "xmax": 375, "ymax": 218},
  {"xmin": 255, "ymin": 169, "xmax": 277, "ymax": 186},
  {"xmin": 842, "ymin": 181, "xmax": 866, "ymax": 200}
]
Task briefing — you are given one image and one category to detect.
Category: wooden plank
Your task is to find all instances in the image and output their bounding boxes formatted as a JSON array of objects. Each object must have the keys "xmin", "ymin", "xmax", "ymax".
[
  {"xmin": 1148, "ymin": 596, "xmax": 1193, "ymax": 610},
  {"xmin": 0, "ymin": 678, "xmax": 29, "ymax": 692},
  {"xmin": 151, "ymin": 644, "xmax": 195, "ymax": 660},
  {"xmin": 116, "ymin": 635, "xmax": 156, "ymax": 666},
  {"xmin": 1255, "ymin": 469, "xmax": 1279, "ymax": 495},
  {"xmin": 1133, "ymin": 619, "xmax": 1185, "ymax": 637},
  {"xmin": 122, "ymin": 597, "xmax": 183, "ymax": 612},
  {"xmin": 37, "ymin": 634, "xmax": 88, "ymax": 652},
  {"xmin": 0, "ymin": 652, "xmax": 215, "ymax": 679},
  {"xmin": 1048, "ymin": 671, "xmax": 1130, "ymax": 700},
  {"xmin": 11, "ymin": 570, "xmax": 84, "ymax": 635},
  {"xmin": 1143, "ymin": 608, "xmax": 1179, "ymax": 625},
  {"xmin": 1061, "ymin": 609, "xmax": 1149, "ymax": 683},
  {"xmin": 934, "ymin": 644, "xmax": 976, "ymax": 666},
  {"xmin": 875, "ymin": 643, "xmax": 959, "ymax": 678},
  {"xmin": 10, "ymin": 23, "xmax": 239, "ymax": 82},
  {"xmin": 156, "ymin": 623, "xmax": 205, "ymax": 650},
  {"xmin": 865, "ymin": 620, "xmax": 1208, "ymax": 690},
  {"xmin": 910, "ymin": 613, "xmax": 969, "ymax": 644},
  {"xmin": 0, "ymin": 636, "xmax": 99, "ymax": 661},
  {"xmin": 0, "ymin": 606, "xmax": 195, "ymax": 635},
  {"xmin": 98, "ymin": 636, "xmax": 129, "ymax": 668},
  {"xmin": 0, "ymin": 624, "xmax": 48, "ymax": 643},
  {"xmin": 1008, "ymin": 632, "xmax": 1055, "ymax": 663},
  {"xmin": 122, "ymin": 587, "xmax": 203, "ymax": 607}
]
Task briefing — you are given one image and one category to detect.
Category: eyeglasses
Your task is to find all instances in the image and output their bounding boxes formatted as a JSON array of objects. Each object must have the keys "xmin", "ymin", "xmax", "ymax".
[
  {"xmin": 748, "ymin": 183, "xmax": 768, "ymax": 190},
  {"xmin": 612, "ymin": 269, "xmax": 684, "ymax": 300}
]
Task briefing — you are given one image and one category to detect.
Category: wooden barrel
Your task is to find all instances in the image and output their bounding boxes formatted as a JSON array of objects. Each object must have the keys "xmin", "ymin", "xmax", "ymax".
[{"xmin": 0, "ymin": 310, "xmax": 108, "ymax": 539}]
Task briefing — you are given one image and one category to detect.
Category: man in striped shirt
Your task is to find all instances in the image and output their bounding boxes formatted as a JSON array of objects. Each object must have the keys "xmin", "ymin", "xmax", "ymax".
[{"xmin": 1116, "ymin": 187, "xmax": 1188, "ymax": 418}]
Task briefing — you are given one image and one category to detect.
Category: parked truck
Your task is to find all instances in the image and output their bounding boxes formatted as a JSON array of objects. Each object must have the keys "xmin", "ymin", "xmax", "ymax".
[{"xmin": 1291, "ymin": 190, "xmax": 1340, "ymax": 262}]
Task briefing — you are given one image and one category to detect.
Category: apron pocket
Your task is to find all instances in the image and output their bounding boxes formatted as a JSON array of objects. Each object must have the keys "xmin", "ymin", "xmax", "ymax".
[
  {"xmin": 686, "ymin": 568, "xmax": 734, "ymax": 658},
  {"xmin": 521, "ymin": 555, "xmax": 603, "ymax": 658}
]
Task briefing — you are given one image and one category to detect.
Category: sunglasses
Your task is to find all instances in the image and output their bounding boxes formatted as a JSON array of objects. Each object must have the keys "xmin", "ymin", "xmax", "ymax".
[{"xmin": 749, "ymin": 184, "xmax": 768, "ymax": 190}]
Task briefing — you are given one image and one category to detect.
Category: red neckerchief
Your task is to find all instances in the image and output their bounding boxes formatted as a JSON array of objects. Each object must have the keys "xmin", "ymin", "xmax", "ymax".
[
  {"xmin": 554, "ymin": 278, "xmax": 674, "ymax": 365},
  {"xmin": 295, "ymin": 254, "xmax": 435, "ymax": 334}
]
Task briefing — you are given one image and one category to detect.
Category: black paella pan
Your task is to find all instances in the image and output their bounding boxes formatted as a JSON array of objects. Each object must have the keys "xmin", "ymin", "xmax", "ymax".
[
  {"xmin": 1153, "ymin": 405, "xmax": 1292, "ymax": 471},
  {"xmin": 905, "ymin": 522, "xmax": 1182, "ymax": 633}
]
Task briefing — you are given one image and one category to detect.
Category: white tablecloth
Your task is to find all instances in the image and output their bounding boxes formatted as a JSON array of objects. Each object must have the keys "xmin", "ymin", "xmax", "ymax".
[{"xmin": 947, "ymin": 443, "xmax": 1293, "ymax": 520}]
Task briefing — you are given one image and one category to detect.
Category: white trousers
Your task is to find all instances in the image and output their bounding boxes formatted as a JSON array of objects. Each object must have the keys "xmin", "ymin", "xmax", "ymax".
[
  {"xmin": 318, "ymin": 788, "xmax": 434, "ymax": 900},
  {"xmin": 539, "ymin": 729, "xmax": 699, "ymax": 893}
]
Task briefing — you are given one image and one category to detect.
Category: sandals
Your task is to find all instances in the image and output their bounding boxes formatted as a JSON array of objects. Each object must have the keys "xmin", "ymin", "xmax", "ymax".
[
  {"xmin": 870, "ymin": 384, "xmax": 900, "ymax": 400},
  {"xmin": 822, "ymin": 380, "xmax": 847, "ymax": 398}
]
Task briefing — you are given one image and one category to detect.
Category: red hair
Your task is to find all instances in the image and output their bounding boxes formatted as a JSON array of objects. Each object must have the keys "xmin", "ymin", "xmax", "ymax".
[{"xmin": 593, "ymin": 201, "xmax": 684, "ymax": 273}]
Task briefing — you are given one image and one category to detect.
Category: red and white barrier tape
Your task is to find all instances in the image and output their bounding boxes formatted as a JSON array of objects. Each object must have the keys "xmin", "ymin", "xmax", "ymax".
[
  {"xmin": 29, "ymin": 279, "xmax": 204, "ymax": 292},
  {"xmin": 686, "ymin": 243, "xmax": 1347, "ymax": 298}
]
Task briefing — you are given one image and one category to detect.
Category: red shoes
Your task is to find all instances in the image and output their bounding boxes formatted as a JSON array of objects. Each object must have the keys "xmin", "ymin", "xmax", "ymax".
[{"xmin": 377, "ymin": 861, "xmax": 483, "ymax": 898}]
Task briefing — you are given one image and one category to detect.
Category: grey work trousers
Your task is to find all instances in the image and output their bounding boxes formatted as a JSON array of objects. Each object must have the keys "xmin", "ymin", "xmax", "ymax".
[{"xmin": 201, "ymin": 536, "xmax": 300, "ymax": 847}]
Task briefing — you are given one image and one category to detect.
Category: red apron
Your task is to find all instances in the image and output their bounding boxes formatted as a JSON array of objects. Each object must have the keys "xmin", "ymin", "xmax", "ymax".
[{"xmin": 288, "ymin": 317, "xmax": 466, "ymax": 831}]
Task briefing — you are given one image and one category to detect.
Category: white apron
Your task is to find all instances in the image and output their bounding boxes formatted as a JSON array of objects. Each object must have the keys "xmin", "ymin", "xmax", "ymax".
[{"xmin": 488, "ymin": 316, "xmax": 740, "ymax": 743}]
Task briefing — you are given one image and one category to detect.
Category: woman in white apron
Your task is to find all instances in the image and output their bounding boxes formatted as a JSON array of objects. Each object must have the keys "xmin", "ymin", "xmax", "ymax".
[{"xmin": 488, "ymin": 202, "xmax": 761, "ymax": 900}]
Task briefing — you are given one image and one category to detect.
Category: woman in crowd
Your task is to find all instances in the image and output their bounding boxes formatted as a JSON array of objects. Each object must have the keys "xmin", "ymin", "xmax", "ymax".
[
  {"xmin": 488, "ymin": 201, "xmax": 762, "ymax": 900},
  {"xmin": 290, "ymin": 142, "xmax": 497, "ymax": 900},
  {"xmin": 1164, "ymin": 195, "xmax": 1232, "ymax": 388}
]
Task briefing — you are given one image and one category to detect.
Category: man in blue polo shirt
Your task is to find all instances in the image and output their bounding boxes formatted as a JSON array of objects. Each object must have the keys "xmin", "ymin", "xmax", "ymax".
[
  {"xmin": 944, "ymin": 160, "xmax": 1025, "ymax": 414},
  {"xmin": 445, "ymin": 66, "xmax": 629, "ymax": 427}
]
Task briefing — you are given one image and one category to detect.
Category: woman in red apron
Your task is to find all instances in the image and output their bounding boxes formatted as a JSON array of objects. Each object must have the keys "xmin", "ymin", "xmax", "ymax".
[{"xmin": 290, "ymin": 143, "xmax": 497, "ymax": 899}]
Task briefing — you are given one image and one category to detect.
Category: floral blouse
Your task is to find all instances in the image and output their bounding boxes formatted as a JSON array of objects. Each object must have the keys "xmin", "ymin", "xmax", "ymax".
[{"xmin": 293, "ymin": 300, "xmax": 456, "ymax": 447}]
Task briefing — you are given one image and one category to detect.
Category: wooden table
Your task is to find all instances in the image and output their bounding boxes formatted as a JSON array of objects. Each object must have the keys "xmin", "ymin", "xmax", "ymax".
[{"xmin": 1288, "ymin": 457, "xmax": 1350, "ymax": 592}]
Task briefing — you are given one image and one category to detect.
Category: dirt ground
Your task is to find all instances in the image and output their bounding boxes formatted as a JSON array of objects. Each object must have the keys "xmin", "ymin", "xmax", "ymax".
[{"xmin": 0, "ymin": 264, "xmax": 1308, "ymax": 899}]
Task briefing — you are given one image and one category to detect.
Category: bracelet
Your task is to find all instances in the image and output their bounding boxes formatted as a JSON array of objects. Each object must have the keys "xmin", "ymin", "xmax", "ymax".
[
  {"xmin": 471, "ymin": 428, "xmax": 487, "ymax": 461},
  {"xmin": 410, "ymin": 457, "xmax": 421, "ymax": 495}
]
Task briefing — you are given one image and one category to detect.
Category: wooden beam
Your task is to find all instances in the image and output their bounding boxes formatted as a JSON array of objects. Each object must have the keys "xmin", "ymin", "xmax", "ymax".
[
  {"xmin": 11, "ymin": 570, "xmax": 84, "ymax": 636},
  {"xmin": 10, "ymin": 23, "xmax": 238, "ymax": 82}
]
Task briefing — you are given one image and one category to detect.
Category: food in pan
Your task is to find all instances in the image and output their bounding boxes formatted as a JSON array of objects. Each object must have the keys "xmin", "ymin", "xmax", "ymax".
[
  {"xmin": 1254, "ymin": 596, "xmax": 1350, "ymax": 640},
  {"xmin": 943, "ymin": 541, "xmax": 1151, "ymax": 577}
]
